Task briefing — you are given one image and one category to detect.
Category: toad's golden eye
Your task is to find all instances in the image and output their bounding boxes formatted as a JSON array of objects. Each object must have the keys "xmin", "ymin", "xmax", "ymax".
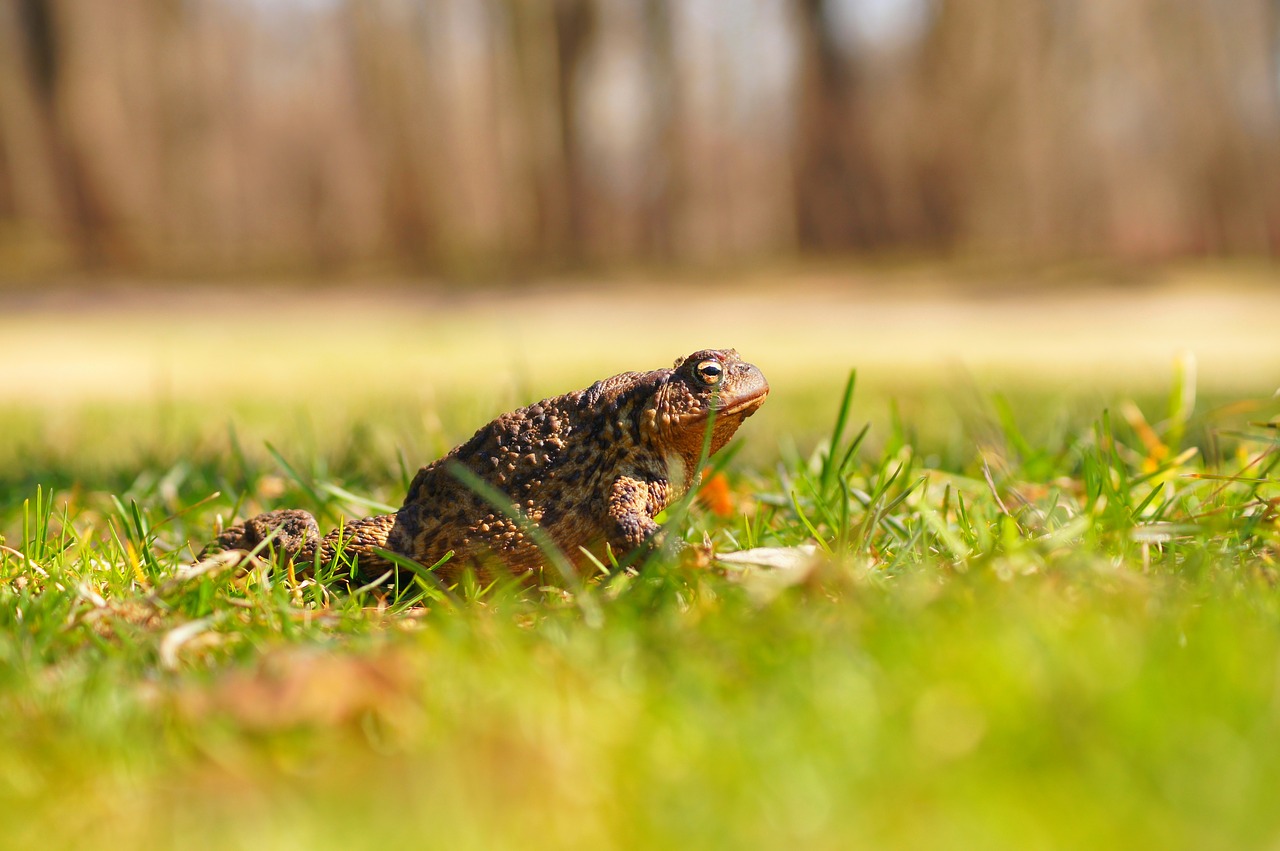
[{"xmin": 695, "ymin": 359, "xmax": 723, "ymax": 385}]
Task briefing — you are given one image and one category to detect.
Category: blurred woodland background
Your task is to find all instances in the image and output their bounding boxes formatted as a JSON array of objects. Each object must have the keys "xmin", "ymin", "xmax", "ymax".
[{"xmin": 1, "ymin": 0, "xmax": 1278, "ymax": 280}]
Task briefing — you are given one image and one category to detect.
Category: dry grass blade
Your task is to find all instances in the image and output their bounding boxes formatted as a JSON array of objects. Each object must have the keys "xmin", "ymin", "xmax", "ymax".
[
  {"xmin": 980, "ymin": 454, "xmax": 1014, "ymax": 518},
  {"xmin": 0, "ymin": 543, "xmax": 49, "ymax": 577},
  {"xmin": 152, "ymin": 549, "xmax": 262, "ymax": 600}
]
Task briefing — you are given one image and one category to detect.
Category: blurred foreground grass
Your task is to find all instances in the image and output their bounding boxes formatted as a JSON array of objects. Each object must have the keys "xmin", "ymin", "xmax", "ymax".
[{"xmin": 2, "ymin": 273, "xmax": 1279, "ymax": 849}]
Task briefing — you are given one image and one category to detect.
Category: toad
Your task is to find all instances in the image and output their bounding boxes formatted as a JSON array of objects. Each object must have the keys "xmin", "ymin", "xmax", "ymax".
[{"xmin": 202, "ymin": 348, "xmax": 768, "ymax": 583}]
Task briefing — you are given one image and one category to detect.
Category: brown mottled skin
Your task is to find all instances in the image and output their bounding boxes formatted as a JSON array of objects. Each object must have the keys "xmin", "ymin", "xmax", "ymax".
[{"xmin": 203, "ymin": 349, "xmax": 768, "ymax": 584}]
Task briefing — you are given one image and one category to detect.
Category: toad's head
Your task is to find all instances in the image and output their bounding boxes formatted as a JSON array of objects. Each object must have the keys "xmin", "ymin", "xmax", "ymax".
[{"xmin": 642, "ymin": 348, "xmax": 769, "ymax": 466}]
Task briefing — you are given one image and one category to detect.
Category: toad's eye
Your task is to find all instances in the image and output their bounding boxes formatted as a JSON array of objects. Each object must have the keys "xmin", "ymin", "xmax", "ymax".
[{"xmin": 695, "ymin": 359, "xmax": 723, "ymax": 385}]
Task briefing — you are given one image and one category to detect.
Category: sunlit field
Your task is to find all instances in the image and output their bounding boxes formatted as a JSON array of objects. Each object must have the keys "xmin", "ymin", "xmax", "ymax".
[{"xmin": 2, "ymin": 270, "xmax": 1279, "ymax": 850}]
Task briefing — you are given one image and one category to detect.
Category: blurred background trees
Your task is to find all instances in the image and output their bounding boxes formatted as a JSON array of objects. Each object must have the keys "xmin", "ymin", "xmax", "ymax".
[{"xmin": 0, "ymin": 0, "xmax": 1277, "ymax": 279}]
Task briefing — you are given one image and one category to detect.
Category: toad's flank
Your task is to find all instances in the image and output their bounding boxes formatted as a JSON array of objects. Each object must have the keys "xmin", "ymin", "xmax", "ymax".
[{"xmin": 201, "ymin": 349, "xmax": 768, "ymax": 583}]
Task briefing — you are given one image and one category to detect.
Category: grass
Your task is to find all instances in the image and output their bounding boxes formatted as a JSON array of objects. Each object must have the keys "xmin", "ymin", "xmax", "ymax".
[{"xmin": 2, "ymin": 341, "xmax": 1280, "ymax": 849}]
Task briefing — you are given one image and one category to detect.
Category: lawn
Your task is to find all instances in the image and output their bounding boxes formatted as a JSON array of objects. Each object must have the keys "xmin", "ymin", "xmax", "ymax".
[{"xmin": 2, "ymin": 275, "xmax": 1279, "ymax": 850}]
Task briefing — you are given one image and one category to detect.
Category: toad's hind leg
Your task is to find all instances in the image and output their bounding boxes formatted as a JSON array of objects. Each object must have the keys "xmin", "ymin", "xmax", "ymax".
[
  {"xmin": 315, "ymin": 513, "xmax": 400, "ymax": 579},
  {"xmin": 201, "ymin": 508, "xmax": 320, "ymax": 562},
  {"xmin": 201, "ymin": 510, "xmax": 400, "ymax": 581}
]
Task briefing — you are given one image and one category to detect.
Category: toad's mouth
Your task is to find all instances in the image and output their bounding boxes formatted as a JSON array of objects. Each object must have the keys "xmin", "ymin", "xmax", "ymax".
[{"xmin": 710, "ymin": 386, "xmax": 770, "ymax": 418}]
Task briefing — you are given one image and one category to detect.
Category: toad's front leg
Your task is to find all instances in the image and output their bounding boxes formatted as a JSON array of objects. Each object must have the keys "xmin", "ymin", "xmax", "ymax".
[{"xmin": 606, "ymin": 474, "xmax": 678, "ymax": 560}]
